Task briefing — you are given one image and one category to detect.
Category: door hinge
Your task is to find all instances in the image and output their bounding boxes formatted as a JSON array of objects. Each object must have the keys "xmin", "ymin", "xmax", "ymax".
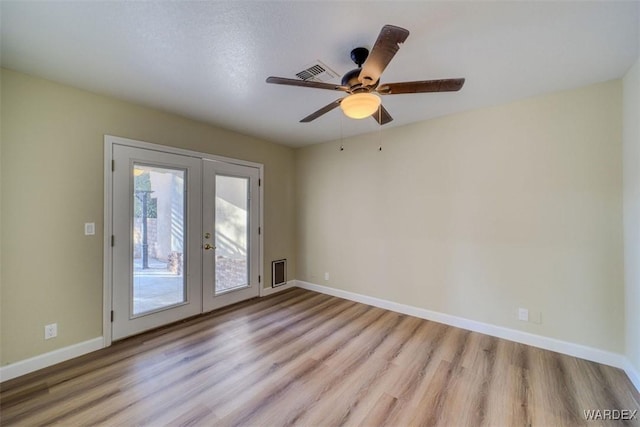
[
  {"xmin": 258, "ymin": 226, "xmax": 261, "ymax": 235},
  {"xmin": 111, "ymin": 160, "xmax": 115, "ymax": 171},
  {"xmin": 110, "ymin": 310, "xmax": 114, "ymax": 322},
  {"xmin": 111, "ymin": 235, "xmax": 115, "ymax": 247},
  {"xmin": 258, "ymin": 179, "xmax": 261, "ymax": 187},
  {"xmin": 259, "ymin": 275, "xmax": 261, "ymax": 283}
]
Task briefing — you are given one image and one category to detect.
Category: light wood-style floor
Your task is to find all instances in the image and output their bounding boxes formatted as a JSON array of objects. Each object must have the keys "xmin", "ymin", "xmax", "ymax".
[{"xmin": 1, "ymin": 288, "xmax": 639, "ymax": 426}]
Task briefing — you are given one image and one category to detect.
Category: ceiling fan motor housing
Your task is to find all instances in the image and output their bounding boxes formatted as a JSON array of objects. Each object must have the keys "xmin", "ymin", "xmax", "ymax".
[
  {"xmin": 342, "ymin": 47, "xmax": 377, "ymax": 92},
  {"xmin": 341, "ymin": 68, "xmax": 363, "ymax": 90}
]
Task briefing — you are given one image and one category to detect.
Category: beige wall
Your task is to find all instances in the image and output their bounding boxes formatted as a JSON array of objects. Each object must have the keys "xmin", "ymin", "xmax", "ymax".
[
  {"xmin": 0, "ymin": 69, "xmax": 296, "ymax": 364},
  {"xmin": 0, "ymin": 66, "xmax": 630, "ymax": 370},
  {"xmin": 624, "ymin": 57, "xmax": 640, "ymax": 373},
  {"xmin": 296, "ymin": 80, "xmax": 624, "ymax": 353}
]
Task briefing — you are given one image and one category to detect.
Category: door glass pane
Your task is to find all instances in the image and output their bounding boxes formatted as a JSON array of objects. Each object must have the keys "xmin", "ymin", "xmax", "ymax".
[
  {"xmin": 132, "ymin": 164, "xmax": 186, "ymax": 315},
  {"xmin": 215, "ymin": 175, "xmax": 249, "ymax": 294}
]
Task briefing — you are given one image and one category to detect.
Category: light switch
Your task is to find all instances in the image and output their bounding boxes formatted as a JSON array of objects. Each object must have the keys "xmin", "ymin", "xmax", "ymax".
[{"xmin": 84, "ymin": 222, "xmax": 95, "ymax": 235}]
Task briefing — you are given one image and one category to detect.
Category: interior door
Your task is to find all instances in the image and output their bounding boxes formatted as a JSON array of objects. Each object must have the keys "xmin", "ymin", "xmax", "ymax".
[
  {"xmin": 202, "ymin": 159, "xmax": 260, "ymax": 311},
  {"xmin": 111, "ymin": 144, "xmax": 202, "ymax": 340}
]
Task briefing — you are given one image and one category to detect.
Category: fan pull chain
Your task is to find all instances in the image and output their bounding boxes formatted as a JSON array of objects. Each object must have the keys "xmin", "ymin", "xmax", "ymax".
[
  {"xmin": 339, "ymin": 113, "xmax": 344, "ymax": 151},
  {"xmin": 378, "ymin": 106, "xmax": 383, "ymax": 152}
]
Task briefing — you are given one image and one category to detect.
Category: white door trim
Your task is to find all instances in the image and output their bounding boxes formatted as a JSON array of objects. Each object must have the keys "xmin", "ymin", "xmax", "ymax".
[{"xmin": 103, "ymin": 135, "xmax": 264, "ymax": 347}]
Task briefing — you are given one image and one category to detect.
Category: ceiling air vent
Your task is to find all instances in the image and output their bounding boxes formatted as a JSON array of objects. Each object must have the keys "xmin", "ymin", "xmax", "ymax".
[{"xmin": 294, "ymin": 61, "xmax": 338, "ymax": 83}]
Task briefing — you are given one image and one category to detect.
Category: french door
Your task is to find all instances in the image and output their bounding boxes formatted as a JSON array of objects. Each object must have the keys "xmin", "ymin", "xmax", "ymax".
[
  {"xmin": 110, "ymin": 141, "xmax": 260, "ymax": 341},
  {"xmin": 202, "ymin": 160, "xmax": 260, "ymax": 311}
]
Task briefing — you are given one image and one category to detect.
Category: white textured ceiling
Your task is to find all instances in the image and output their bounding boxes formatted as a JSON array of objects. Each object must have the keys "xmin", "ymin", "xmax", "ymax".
[{"xmin": 1, "ymin": 1, "xmax": 638, "ymax": 147}]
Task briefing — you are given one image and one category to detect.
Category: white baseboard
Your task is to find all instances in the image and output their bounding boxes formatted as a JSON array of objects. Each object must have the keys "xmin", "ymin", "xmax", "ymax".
[
  {"xmin": 623, "ymin": 359, "xmax": 640, "ymax": 392},
  {"xmin": 260, "ymin": 281, "xmax": 297, "ymax": 297},
  {"xmin": 295, "ymin": 280, "xmax": 639, "ymax": 392},
  {"xmin": 0, "ymin": 337, "xmax": 104, "ymax": 383}
]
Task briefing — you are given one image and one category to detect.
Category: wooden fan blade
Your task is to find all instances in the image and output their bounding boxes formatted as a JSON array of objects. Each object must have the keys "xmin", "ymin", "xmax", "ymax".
[
  {"xmin": 266, "ymin": 76, "xmax": 348, "ymax": 92},
  {"xmin": 300, "ymin": 98, "xmax": 343, "ymax": 122},
  {"xmin": 358, "ymin": 25, "xmax": 410, "ymax": 86},
  {"xmin": 377, "ymin": 78, "xmax": 465, "ymax": 95},
  {"xmin": 372, "ymin": 105, "xmax": 393, "ymax": 125}
]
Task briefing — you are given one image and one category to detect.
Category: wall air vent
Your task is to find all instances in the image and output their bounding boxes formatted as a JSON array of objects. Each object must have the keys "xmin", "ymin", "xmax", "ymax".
[
  {"xmin": 272, "ymin": 259, "xmax": 287, "ymax": 287},
  {"xmin": 294, "ymin": 61, "xmax": 338, "ymax": 83}
]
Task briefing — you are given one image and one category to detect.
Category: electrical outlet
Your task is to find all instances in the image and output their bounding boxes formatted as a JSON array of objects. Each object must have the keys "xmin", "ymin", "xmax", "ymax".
[
  {"xmin": 44, "ymin": 323, "xmax": 57, "ymax": 340},
  {"xmin": 84, "ymin": 222, "xmax": 95, "ymax": 235},
  {"xmin": 518, "ymin": 308, "xmax": 529, "ymax": 322},
  {"xmin": 324, "ymin": 272, "xmax": 330, "ymax": 281}
]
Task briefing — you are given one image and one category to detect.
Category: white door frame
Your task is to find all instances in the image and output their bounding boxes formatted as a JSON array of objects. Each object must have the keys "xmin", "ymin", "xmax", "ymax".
[{"xmin": 103, "ymin": 135, "xmax": 264, "ymax": 347}]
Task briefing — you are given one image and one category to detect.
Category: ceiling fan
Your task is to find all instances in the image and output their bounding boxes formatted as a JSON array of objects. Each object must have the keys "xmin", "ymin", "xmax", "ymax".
[{"xmin": 266, "ymin": 24, "xmax": 465, "ymax": 125}]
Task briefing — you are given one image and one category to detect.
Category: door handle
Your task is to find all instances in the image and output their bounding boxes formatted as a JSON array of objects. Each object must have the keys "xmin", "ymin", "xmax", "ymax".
[{"xmin": 204, "ymin": 243, "xmax": 215, "ymax": 250}]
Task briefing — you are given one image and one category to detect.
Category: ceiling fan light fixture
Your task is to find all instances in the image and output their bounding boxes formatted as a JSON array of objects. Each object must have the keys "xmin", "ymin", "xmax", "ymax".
[{"xmin": 340, "ymin": 93, "xmax": 381, "ymax": 119}]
